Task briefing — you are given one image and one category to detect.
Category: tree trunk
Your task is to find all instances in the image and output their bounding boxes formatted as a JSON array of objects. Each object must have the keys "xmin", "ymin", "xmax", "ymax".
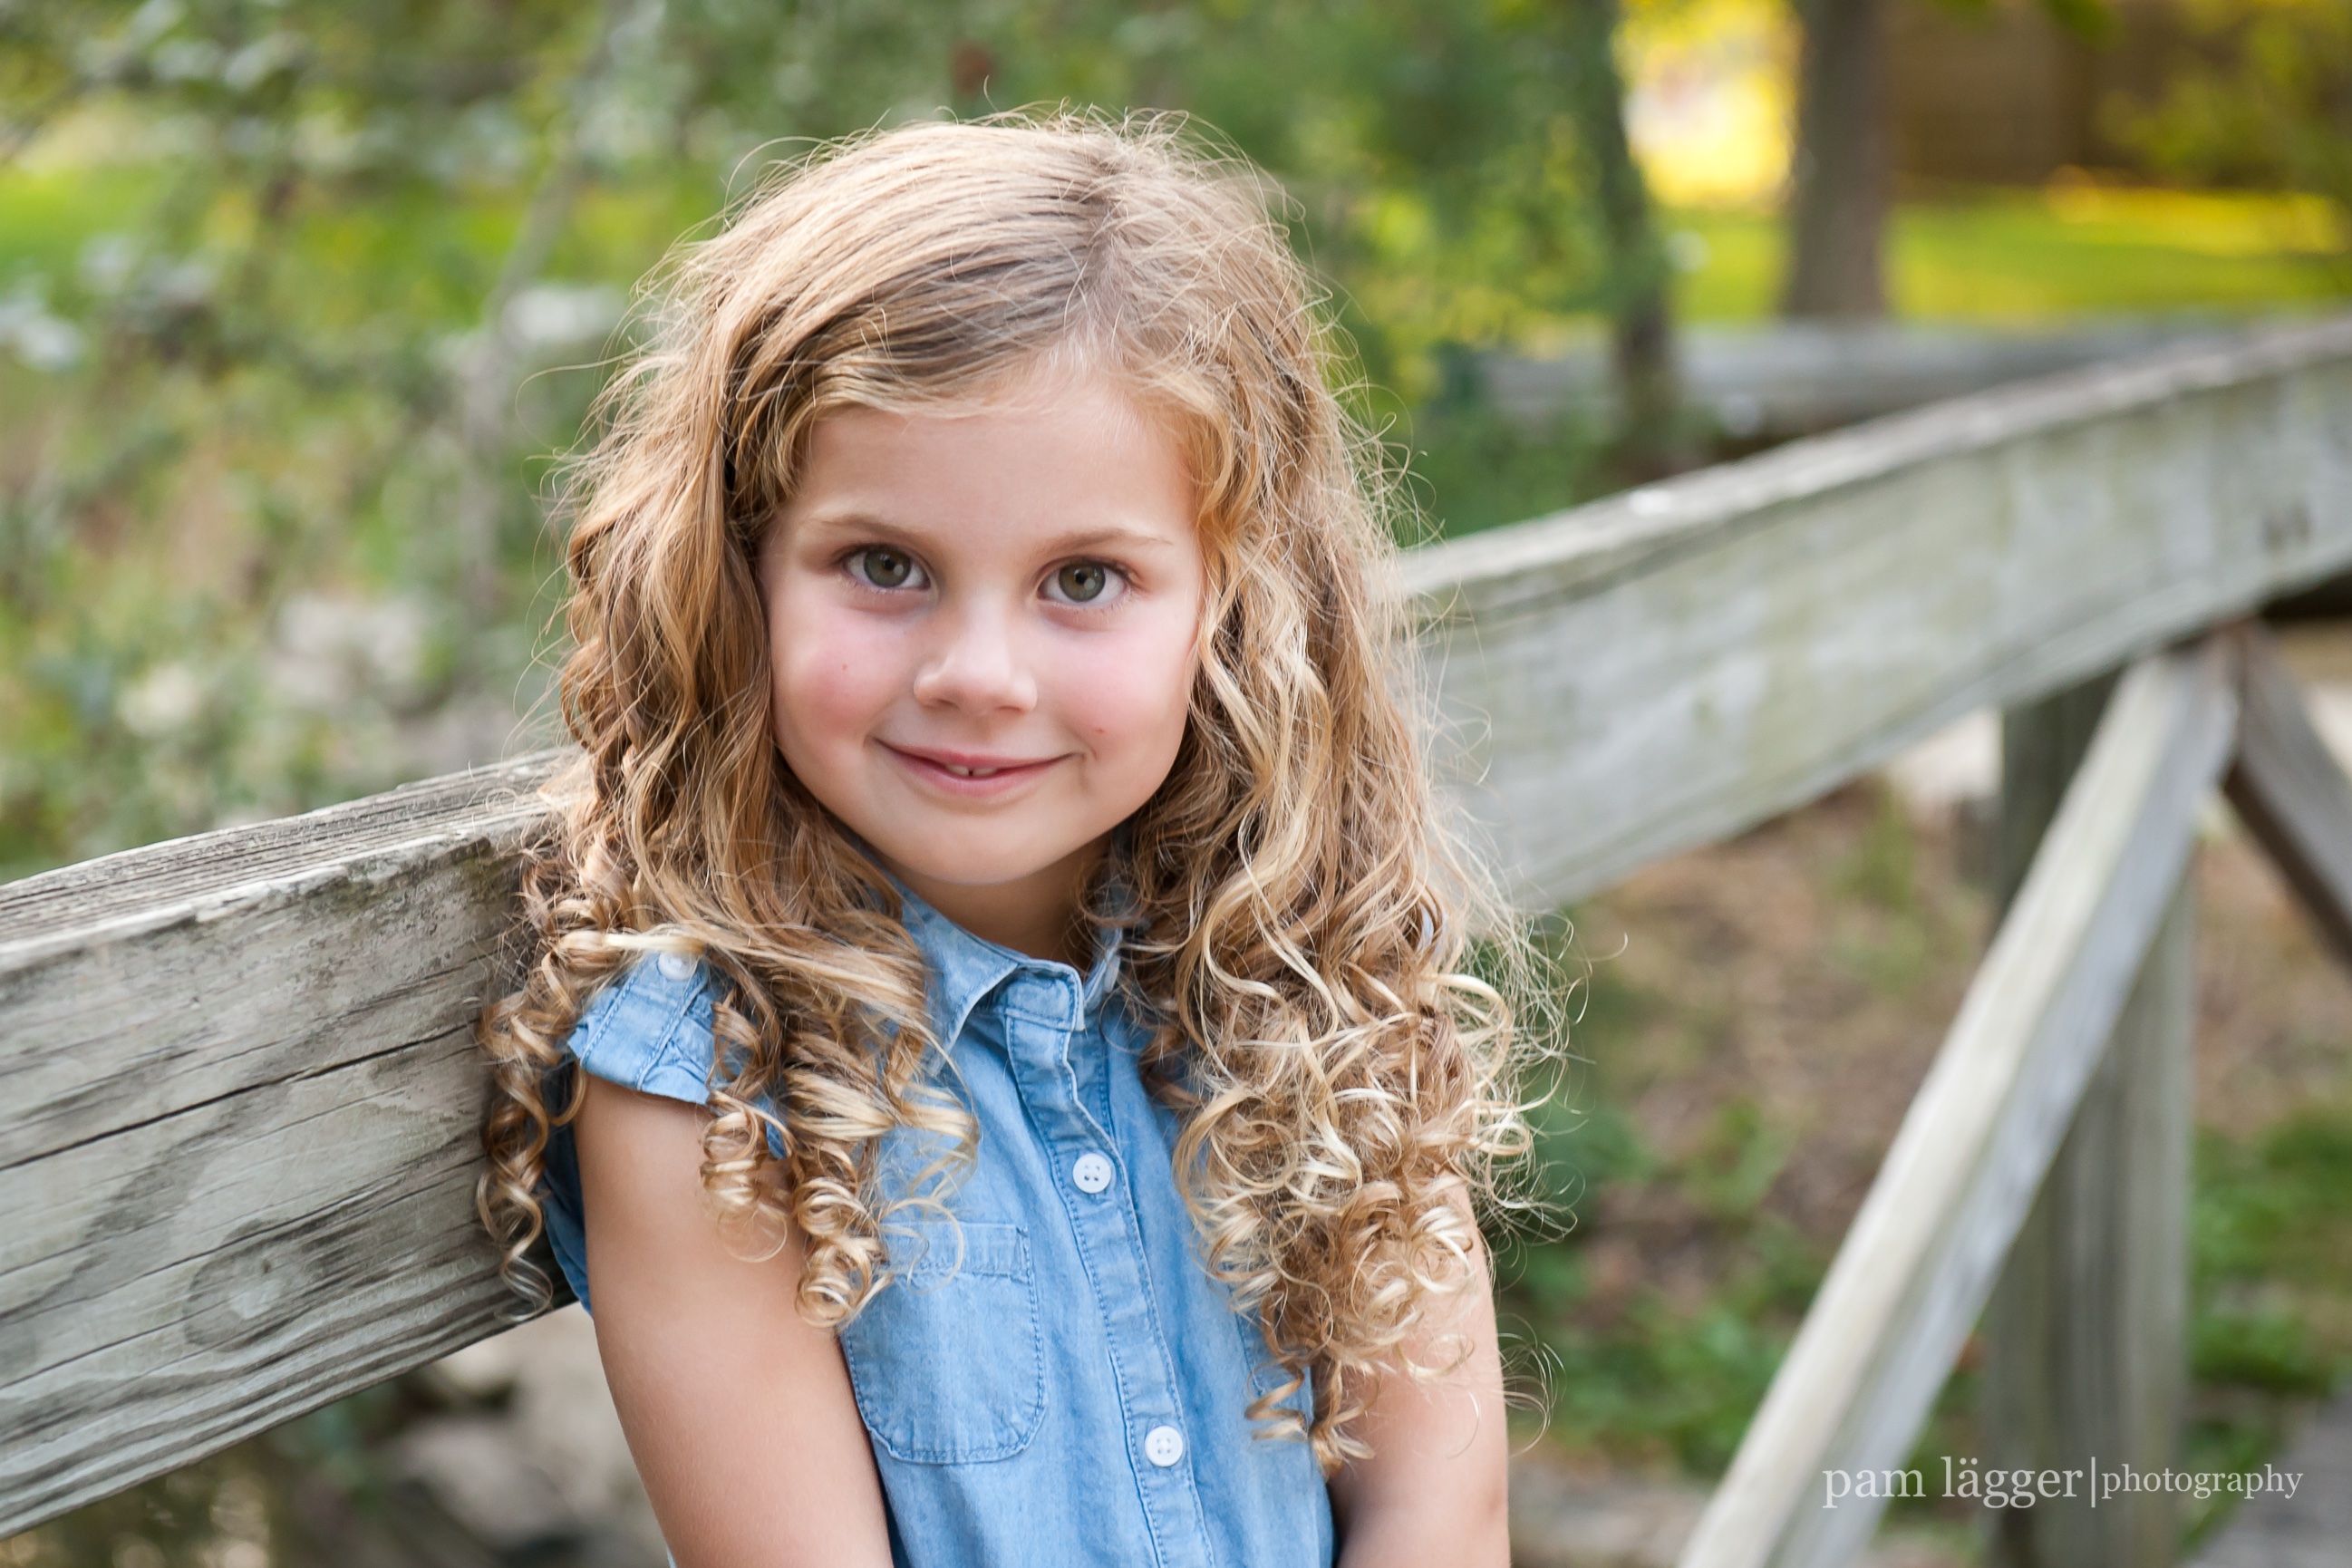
[
  {"xmin": 1561, "ymin": 0, "xmax": 1687, "ymax": 471},
  {"xmin": 1781, "ymin": 0, "xmax": 1892, "ymax": 317}
]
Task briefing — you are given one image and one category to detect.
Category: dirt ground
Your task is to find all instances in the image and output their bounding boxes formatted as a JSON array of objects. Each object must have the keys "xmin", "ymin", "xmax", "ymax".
[
  {"xmin": 1557, "ymin": 772, "xmax": 2352, "ymax": 1317},
  {"xmin": 1505, "ymin": 625, "xmax": 2352, "ymax": 1565}
]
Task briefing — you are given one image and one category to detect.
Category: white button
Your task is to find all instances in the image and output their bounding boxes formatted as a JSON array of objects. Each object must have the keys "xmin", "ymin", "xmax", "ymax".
[
  {"xmin": 1071, "ymin": 1152, "xmax": 1114, "ymax": 1195},
  {"xmin": 655, "ymin": 952, "xmax": 694, "ymax": 982},
  {"xmin": 1144, "ymin": 1425, "xmax": 1185, "ymax": 1467}
]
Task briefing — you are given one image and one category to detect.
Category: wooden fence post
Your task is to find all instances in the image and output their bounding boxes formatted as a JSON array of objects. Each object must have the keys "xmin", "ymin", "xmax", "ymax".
[{"xmin": 1981, "ymin": 675, "xmax": 2192, "ymax": 1568}]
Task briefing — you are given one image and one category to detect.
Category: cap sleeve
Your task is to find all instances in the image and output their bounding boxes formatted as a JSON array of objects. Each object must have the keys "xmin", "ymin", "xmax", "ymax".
[{"xmin": 561, "ymin": 952, "xmax": 721, "ymax": 1104}]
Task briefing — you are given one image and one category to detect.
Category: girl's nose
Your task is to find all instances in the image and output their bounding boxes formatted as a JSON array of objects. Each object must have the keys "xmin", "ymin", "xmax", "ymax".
[{"xmin": 911, "ymin": 602, "xmax": 1038, "ymax": 715}]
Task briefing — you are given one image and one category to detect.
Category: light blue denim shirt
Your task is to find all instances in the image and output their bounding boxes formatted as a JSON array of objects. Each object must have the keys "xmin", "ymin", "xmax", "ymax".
[{"xmin": 538, "ymin": 892, "xmax": 1335, "ymax": 1568}]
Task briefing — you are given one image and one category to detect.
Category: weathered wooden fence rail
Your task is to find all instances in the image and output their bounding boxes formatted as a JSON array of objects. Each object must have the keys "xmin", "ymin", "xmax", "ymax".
[
  {"xmin": 1686, "ymin": 636, "xmax": 2233, "ymax": 1568},
  {"xmin": 1412, "ymin": 315, "xmax": 2352, "ymax": 905},
  {"xmin": 6, "ymin": 315, "xmax": 2352, "ymax": 1553}
]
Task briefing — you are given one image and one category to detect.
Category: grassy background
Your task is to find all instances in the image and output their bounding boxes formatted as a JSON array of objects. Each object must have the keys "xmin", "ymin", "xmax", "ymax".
[
  {"xmin": 1390, "ymin": 182, "xmax": 2352, "ymax": 540},
  {"xmin": 1662, "ymin": 186, "xmax": 2350, "ymax": 324}
]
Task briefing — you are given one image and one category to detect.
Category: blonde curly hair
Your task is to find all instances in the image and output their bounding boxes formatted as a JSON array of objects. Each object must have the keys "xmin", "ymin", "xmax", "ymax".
[{"xmin": 476, "ymin": 111, "xmax": 1528, "ymax": 1470}]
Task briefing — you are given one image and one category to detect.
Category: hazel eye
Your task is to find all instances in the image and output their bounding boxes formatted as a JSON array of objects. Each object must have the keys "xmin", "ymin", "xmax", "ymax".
[
  {"xmin": 850, "ymin": 547, "xmax": 923, "ymax": 590},
  {"xmin": 1052, "ymin": 561, "xmax": 1111, "ymax": 604}
]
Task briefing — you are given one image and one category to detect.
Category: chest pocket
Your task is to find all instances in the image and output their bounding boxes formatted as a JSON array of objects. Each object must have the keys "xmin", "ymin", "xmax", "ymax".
[{"xmin": 838, "ymin": 1220, "xmax": 1044, "ymax": 1465}]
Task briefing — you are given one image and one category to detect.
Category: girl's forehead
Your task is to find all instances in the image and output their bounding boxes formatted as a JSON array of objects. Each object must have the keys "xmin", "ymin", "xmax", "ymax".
[
  {"xmin": 841, "ymin": 351, "xmax": 1166, "ymax": 433},
  {"xmin": 770, "ymin": 368, "xmax": 1203, "ymax": 555}
]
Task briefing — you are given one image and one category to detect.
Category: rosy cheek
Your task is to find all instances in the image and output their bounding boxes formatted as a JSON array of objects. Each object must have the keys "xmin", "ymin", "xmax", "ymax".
[
  {"xmin": 770, "ymin": 594, "xmax": 898, "ymax": 751},
  {"xmin": 1060, "ymin": 615, "xmax": 1195, "ymax": 759}
]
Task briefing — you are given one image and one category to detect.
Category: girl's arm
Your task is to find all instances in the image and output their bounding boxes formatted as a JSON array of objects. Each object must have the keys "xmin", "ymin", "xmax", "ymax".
[
  {"xmin": 574, "ymin": 1074, "xmax": 895, "ymax": 1568},
  {"xmin": 1324, "ymin": 1233, "xmax": 1512, "ymax": 1568}
]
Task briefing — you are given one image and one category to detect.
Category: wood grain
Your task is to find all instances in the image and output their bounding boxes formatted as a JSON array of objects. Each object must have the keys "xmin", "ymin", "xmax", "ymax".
[
  {"xmin": 0, "ymin": 754, "xmax": 565, "ymax": 1534},
  {"xmin": 2225, "ymin": 623, "xmax": 2352, "ymax": 966},
  {"xmin": 1671, "ymin": 638, "xmax": 2240, "ymax": 1568},
  {"xmin": 1410, "ymin": 315, "xmax": 2352, "ymax": 907},
  {"xmin": 3, "ymin": 316, "xmax": 2350, "ymax": 1533},
  {"xmin": 1981, "ymin": 679, "xmax": 2192, "ymax": 1568}
]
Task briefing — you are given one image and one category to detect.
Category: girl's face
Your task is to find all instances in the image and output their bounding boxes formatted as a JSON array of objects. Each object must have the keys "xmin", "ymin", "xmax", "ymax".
[{"xmin": 758, "ymin": 364, "xmax": 1205, "ymax": 958}]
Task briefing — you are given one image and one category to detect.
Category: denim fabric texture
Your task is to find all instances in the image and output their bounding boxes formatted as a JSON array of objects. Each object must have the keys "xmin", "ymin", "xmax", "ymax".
[{"xmin": 538, "ymin": 893, "xmax": 1334, "ymax": 1568}]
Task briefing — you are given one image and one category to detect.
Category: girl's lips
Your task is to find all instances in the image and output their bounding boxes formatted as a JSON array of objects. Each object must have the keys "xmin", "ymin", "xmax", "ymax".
[{"xmin": 880, "ymin": 742, "xmax": 1064, "ymax": 797}]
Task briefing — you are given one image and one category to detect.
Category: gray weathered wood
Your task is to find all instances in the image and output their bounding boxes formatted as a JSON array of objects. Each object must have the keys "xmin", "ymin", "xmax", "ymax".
[
  {"xmin": 1672, "ymin": 638, "xmax": 2240, "ymax": 1568},
  {"xmin": 1410, "ymin": 315, "xmax": 2352, "ymax": 909},
  {"xmin": 2186, "ymin": 1389, "xmax": 2352, "ymax": 1568},
  {"xmin": 1982, "ymin": 882, "xmax": 2193, "ymax": 1568},
  {"xmin": 2225, "ymin": 623, "xmax": 2352, "ymax": 967},
  {"xmin": 1980, "ymin": 674, "xmax": 2194, "ymax": 1568},
  {"xmin": 1982, "ymin": 877, "xmax": 2193, "ymax": 1568},
  {"xmin": 1479, "ymin": 318, "xmax": 2231, "ymax": 438},
  {"xmin": 0, "ymin": 754, "xmax": 564, "ymax": 1535},
  {"xmin": 4, "ymin": 315, "xmax": 2351, "ymax": 1534}
]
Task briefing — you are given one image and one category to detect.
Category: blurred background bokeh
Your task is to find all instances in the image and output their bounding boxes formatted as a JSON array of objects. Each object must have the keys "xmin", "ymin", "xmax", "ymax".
[{"xmin": 2, "ymin": 2, "xmax": 2347, "ymax": 1564}]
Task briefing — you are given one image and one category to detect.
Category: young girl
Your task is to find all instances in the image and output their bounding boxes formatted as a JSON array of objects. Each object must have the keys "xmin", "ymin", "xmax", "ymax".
[{"xmin": 477, "ymin": 113, "xmax": 1524, "ymax": 1568}]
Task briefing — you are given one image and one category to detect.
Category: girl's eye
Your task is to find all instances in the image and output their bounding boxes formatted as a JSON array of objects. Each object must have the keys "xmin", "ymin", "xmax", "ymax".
[
  {"xmin": 849, "ymin": 547, "xmax": 924, "ymax": 590},
  {"xmin": 1050, "ymin": 561, "xmax": 1114, "ymax": 605}
]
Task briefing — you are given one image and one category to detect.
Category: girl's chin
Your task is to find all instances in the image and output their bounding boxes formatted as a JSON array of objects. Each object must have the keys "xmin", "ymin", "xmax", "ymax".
[{"xmin": 872, "ymin": 828, "xmax": 1108, "ymax": 891}]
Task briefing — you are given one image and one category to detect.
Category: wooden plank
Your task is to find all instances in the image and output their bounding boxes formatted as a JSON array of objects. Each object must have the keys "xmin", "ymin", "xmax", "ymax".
[
  {"xmin": 1479, "ymin": 318, "xmax": 2229, "ymax": 438},
  {"xmin": 1672, "ymin": 638, "xmax": 2240, "ymax": 1568},
  {"xmin": 2225, "ymin": 623, "xmax": 2352, "ymax": 967},
  {"xmin": 0, "ymin": 754, "xmax": 563, "ymax": 1535},
  {"xmin": 1981, "ymin": 678, "xmax": 2194, "ymax": 1568},
  {"xmin": 1981, "ymin": 886, "xmax": 2193, "ymax": 1568},
  {"xmin": 1410, "ymin": 315, "xmax": 2352, "ymax": 908},
  {"xmin": 3, "ymin": 316, "xmax": 2350, "ymax": 1533}
]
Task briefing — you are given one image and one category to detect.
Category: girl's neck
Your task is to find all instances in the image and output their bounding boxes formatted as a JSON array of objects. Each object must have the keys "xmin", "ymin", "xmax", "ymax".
[{"xmin": 891, "ymin": 835, "xmax": 1108, "ymax": 968}]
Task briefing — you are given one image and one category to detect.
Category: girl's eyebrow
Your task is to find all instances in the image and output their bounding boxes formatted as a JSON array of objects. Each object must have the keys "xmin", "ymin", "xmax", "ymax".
[
  {"xmin": 789, "ymin": 509, "xmax": 1183, "ymax": 554},
  {"xmin": 783, "ymin": 507, "xmax": 919, "ymax": 540},
  {"xmin": 1040, "ymin": 524, "xmax": 1186, "ymax": 554}
]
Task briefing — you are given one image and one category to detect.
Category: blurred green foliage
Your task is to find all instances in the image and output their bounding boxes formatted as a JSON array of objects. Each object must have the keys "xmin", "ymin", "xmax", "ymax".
[
  {"xmin": 0, "ymin": 1373, "xmax": 560, "ymax": 1568},
  {"xmin": 2111, "ymin": 0, "xmax": 2352, "ymax": 267},
  {"xmin": 0, "ymin": 0, "xmax": 1665, "ymax": 879},
  {"xmin": 2176, "ymin": 1109, "xmax": 2352, "ymax": 1539},
  {"xmin": 1505, "ymin": 1079, "xmax": 1828, "ymax": 1475},
  {"xmin": 3, "ymin": 3, "xmax": 2347, "ymax": 878},
  {"xmin": 2192, "ymin": 1113, "xmax": 2352, "ymax": 1393},
  {"xmin": 1506, "ymin": 803, "xmax": 2352, "ymax": 1538}
]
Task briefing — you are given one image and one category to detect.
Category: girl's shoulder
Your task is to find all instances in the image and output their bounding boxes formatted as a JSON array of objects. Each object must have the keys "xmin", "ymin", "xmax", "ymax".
[{"xmin": 563, "ymin": 949, "xmax": 723, "ymax": 1105}]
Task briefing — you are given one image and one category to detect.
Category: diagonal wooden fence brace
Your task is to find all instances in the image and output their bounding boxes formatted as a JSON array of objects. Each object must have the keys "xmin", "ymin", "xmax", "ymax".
[
  {"xmin": 1674, "ymin": 635, "xmax": 2241, "ymax": 1568},
  {"xmin": 2225, "ymin": 623, "xmax": 2352, "ymax": 969}
]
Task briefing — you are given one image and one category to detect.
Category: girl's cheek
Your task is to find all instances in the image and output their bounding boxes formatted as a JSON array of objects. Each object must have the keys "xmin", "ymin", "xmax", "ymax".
[
  {"xmin": 770, "ymin": 597, "xmax": 905, "ymax": 749},
  {"xmin": 1066, "ymin": 612, "xmax": 1196, "ymax": 753}
]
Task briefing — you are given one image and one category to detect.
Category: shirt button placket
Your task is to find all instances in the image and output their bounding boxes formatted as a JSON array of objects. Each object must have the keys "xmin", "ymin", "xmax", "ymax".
[{"xmin": 1003, "ymin": 978, "xmax": 1212, "ymax": 1566}]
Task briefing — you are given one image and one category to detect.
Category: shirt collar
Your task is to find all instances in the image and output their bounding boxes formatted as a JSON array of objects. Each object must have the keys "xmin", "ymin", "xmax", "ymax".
[{"xmin": 893, "ymin": 881, "xmax": 1127, "ymax": 1046}]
